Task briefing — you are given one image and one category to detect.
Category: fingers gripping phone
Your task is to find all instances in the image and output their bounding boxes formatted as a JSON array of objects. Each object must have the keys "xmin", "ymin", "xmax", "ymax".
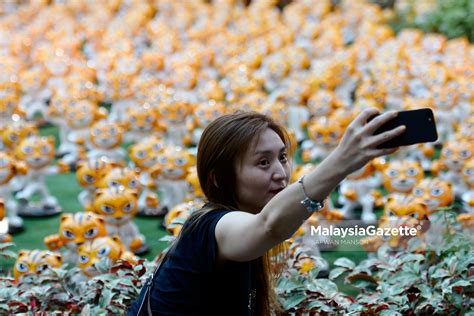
[{"xmin": 370, "ymin": 108, "xmax": 438, "ymax": 149}]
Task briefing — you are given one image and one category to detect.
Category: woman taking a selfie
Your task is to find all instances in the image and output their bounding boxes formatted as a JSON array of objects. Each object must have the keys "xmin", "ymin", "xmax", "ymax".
[{"xmin": 128, "ymin": 108, "xmax": 405, "ymax": 315}]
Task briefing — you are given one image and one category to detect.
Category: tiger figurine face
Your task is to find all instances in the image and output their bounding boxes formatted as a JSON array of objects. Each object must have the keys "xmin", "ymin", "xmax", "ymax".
[
  {"xmin": 412, "ymin": 178, "xmax": 453, "ymax": 213},
  {"xmin": 462, "ymin": 159, "xmax": 474, "ymax": 190},
  {"xmin": 193, "ymin": 101, "xmax": 226, "ymax": 129},
  {"xmin": 77, "ymin": 235, "xmax": 128, "ymax": 278},
  {"xmin": 14, "ymin": 250, "xmax": 63, "ymax": 282},
  {"xmin": 64, "ymin": 100, "xmax": 100, "ymax": 130},
  {"xmin": 381, "ymin": 193, "xmax": 429, "ymax": 227},
  {"xmin": 157, "ymin": 100, "xmax": 192, "ymax": 125},
  {"xmin": 20, "ymin": 67, "xmax": 47, "ymax": 92},
  {"xmin": 307, "ymin": 117, "xmax": 343, "ymax": 150},
  {"xmin": 129, "ymin": 136, "xmax": 164, "ymax": 170},
  {"xmin": 164, "ymin": 200, "xmax": 203, "ymax": 236},
  {"xmin": 383, "ymin": 160, "xmax": 424, "ymax": 193},
  {"xmin": 431, "ymin": 84, "xmax": 458, "ymax": 110},
  {"xmin": 15, "ymin": 136, "xmax": 55, "ymax": 170},
  {"xmin": 2, "ymin": 120, "xmax": 38, "ymax": 152},
  {"xmin": 54, "ymin": 212, "xmax": 107, "ymax": 250},
  {"xmin": 0, "ymin": 92, "xmax": 21, "ymax": 119},
  {"xmin": 92, "ymin": 186, "xmax": 138, "ymax": 224},
  {"xmin": 96, "ymin": 167, "xmax": 141, "ymax": 193},
  {"xmin": 155, "ymin": 145, "xmax": 195, "ymax": 181},
  {"xmin": 90, "ymin": 120, "xmax": 124, "ymax": 150},
  {"xmin": 439, "ymin": 140, "xmax": 473, "ymax": 173},
  {"xmin": 127, "ymin": 103, "xmax": 159, "ymax": 134},
  {"xmin": 307, "ymin": 90, "xmax": 341, "ymax": 118},
  {"xmin": 76, "ymin": 157, "xmax": 120, "ymax": 189}
]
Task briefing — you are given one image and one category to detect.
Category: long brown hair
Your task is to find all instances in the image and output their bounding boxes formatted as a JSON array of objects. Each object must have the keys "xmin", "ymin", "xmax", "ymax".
[{"xmin": 179, "ymin": 111, "xmax": 290, "ymax": 315}]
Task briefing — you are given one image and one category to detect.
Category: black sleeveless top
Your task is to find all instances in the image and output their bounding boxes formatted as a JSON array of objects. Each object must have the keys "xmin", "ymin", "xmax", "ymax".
[{"xmin": 127, "ymin": 209, "xmax": 256, "ymax": 315}]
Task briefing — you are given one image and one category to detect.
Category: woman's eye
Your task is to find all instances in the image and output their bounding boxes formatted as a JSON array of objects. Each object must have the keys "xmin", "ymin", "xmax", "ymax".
[
  {"xmin": 280, "ymin": 153, "xmax": 288, "ymax": 162},
  {"xmin": 259, "ymin": 159, "xmax": 270, "ymax": 167}
]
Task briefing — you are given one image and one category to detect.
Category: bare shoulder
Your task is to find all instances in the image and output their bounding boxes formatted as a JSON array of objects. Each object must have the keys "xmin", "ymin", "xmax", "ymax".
[{"xmin": 214, "ymin": 211, "xmax": 277, "ymax": 262}]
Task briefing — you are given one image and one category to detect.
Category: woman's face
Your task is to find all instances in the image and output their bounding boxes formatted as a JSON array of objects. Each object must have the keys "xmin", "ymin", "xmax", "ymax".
[{"xmin": 234, "ymin": 128, "xmax": 291, "ymax": 213}]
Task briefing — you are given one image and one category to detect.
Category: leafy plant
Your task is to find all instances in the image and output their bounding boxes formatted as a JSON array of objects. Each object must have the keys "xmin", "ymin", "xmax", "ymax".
[
  {"xmin": 276, "ymin": 211, "xmax": 474, "ymax": 315},
  {"xmin": 390, "ymin": 0, "xmax": 474, "ymax": 41}
]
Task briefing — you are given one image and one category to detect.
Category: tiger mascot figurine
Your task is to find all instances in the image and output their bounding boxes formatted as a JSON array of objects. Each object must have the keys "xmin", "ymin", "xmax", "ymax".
[
  {"xmin": 96, "ymin": 167, "xmax": 161, "ymax": 217},
  {"xmin": 76, "ymin": 157, "xmax": 122, "ymax": 212},
  {"xmin": 13, "ymin": 249, "xmax": 63, "ymax": 282},
  {"xmin": 0, "ymin": 200, "xmax": 12, "ymax": 242},
  {"xmin": 157, "ymin": 99, "xmax": 193, "ymax": 147},
  {"xmin": 129, "ymin": 136, "xmax": 164, "ymax": 216},
  {"xmin": 164, "ymin": 200, "xmax": 204, "ymax": 236},
  {"xmin": 44, "ymin": 212, "xmax": 108, "ymax": 264},
  {"xmin": 301, "ymin": 116, "xmax": 344, "ymax": 162},
  {"xmin": 186, "ymin": 100, "xmax": 226, "ymax": 148},
  {"xmin": 15, "ymin": 136, "xmax": 69, "ymax": 216},
  {"xmin": 0, "ymin": 152, "xmax": 27, "ymax": 232},
  {"xmin": 411, "ymin": 178, "xmax": 454, "ymax": 214},
  {"xmin": 361, "ymin": 194, "xmax": 429, "ymax": 254},
  {"xmin": 77, "ymin": 235, "xmax": 137, "ymax": 279},
  {"xmin": 123, "ymin": 103, "xmax": 164, "ymax": 143},
  {"xmin": 432, "ymin": 139, "xmax": 473, "ymax": 198},
  {"xmin": 381, "ymin": 160, "xmax": 424, "ymax": 194},
  {"xmin": 338, "ymin": 161, "xmax": 382, "ymax": 223},
  {"xmin": 61, "ymin": 100, "xmax": 107, "ymax": 166},
  {"xmin": 92, "ymin": 186, "xmax": 148, "ymax": 254},
  {"xmin": 86, "ymin": 120, "xmax": 126, "ymax": 164},
  {"xmin": 458, "ymin": 160, "xmax": 474, "ymax": 228},
  {"xmin": 150, "ymin": 145, "xmax": 195, "ymax": 214},
  {"xmin": 1, "ymin": 120, "xmax": 38, "ymax": 153}
]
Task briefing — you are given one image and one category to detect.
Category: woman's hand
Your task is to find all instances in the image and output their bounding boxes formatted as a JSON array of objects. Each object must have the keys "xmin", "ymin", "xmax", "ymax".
[{"xmin": 332, "ymin": 108, "xmax": 406, "ymax": 175}]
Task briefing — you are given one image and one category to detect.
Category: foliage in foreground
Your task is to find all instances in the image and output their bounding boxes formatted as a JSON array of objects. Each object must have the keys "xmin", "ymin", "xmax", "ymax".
[{"xmin": 0, "ymin": 212, "xmax": 472, "ymax": 314}]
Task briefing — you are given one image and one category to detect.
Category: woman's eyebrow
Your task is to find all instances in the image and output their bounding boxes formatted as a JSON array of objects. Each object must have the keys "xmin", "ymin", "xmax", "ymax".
[{"xmin": 254, "ymin": 147, "xmax": 287, "ymax": 155}]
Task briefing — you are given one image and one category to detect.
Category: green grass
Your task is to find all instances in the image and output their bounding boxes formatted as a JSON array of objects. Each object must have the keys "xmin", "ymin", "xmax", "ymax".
[{"xmin": 0, "ymin": 125, "xmax": 392, "ymax": 296}]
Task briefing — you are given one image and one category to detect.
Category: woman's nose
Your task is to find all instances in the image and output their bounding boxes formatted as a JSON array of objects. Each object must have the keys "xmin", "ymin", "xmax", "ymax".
[{"xmin": 272, "ymin": 163, "xmax": 288, "ymax": 181}]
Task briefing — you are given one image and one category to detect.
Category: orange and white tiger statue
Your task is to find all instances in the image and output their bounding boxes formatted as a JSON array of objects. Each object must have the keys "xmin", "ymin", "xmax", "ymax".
[
  {"xmin": 77, "ymin": 235, "xmax": 137, "ymax": 279},
  {"xmin": 361, "ymin": 194, "xmax": 429, "ymax": 254},
  {"xmin": 411, "ymin": 177, "xmax": 454, "ymax": 214},
  {"xmin": 338, "ymin": 161, "xmax": 382, "ymax": 223},
  {"xmin": 92, "ymin": 186, "xmax": 148, "ymax": 254},
  {"xmin": 13, "ymin": 249, "xmax": 63, "ymax": 282},
  {"xmin": 62, "ymin": 100, "xmax": 107, "ymax": 166},
  {"xmin": 0, "ymin": 200, "xmax": 12, "ymax": 242},
  {"xmin": 18, "ymin": 67, "xmax": 51, "ymax": 121},
  {"xmin": 129, "ymin": 136, "xmax": 165, "ymax": 216},
  {"xmin": 0, "ymin": 152, "xmax": 27, "ymax": 232},
  {"xmin": 382, "ymin": 160, "xmax": 424, "ymax": 194},
  {"xmin": 0, "ymin": 119, "xmax": 38, "ymax": 153},
  {"xmin": 15, "ymin": 136, "xmax": 69, "ymax": 216},
  {"xmin": 76, "ymin": 157, "xmax": 121, "ymax": 212},
  {"xmin": 44, "ymin": 212, "xmax": 108, "ymax": 264},
  {"xmin": 151, "ymin": 145, "xmax": 195, "ymax": 213},
  {"xmin": 86, "ymin": 120, "xmax": 126, "ymax": 164},
  {"xmin": 123, "ymin": 102, "xmax": 164, "ymax": 143},
  {"xmin": 432, "ymin": 139, "xmax": 473, "ymax": 198},
  {"xmin": 157, "ymin": 99, "xmax": 193, "ymax": 147},
  {"xmin": 301, "ymin": 116, "xmax": 343, "ymax": 162},
  {"xmin": 458, "ymin": 160, "xmax": 474, "ymax": 227}
]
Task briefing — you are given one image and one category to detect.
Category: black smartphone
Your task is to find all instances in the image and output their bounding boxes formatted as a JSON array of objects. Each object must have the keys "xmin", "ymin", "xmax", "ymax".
[{"xmin": 369, "ymin": 108, "xmax": 438, "ymax": 149}]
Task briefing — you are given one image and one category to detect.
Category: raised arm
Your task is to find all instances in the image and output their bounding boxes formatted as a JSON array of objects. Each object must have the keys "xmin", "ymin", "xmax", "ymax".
[{"xmin": 215, "ymin": 108, "xmax": 405, "ymax": 262}]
